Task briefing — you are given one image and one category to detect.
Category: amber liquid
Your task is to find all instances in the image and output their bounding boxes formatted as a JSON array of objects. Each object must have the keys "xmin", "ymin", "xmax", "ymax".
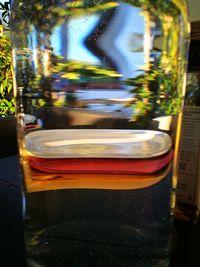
[{"xmin": 20, "ymin": 151, "xmax": 173, "ymax": 267}]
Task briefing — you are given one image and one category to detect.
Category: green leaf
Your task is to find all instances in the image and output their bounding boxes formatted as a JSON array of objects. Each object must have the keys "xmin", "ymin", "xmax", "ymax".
[{"xmin": 7, "ymin": 83, "xmax": 13, "ymax": 94}]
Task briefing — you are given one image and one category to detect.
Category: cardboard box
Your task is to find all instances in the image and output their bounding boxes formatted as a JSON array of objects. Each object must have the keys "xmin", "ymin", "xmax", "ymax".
[{"xmin": 177, "ymin": 106, "xmax": 200, "ymax": 206}]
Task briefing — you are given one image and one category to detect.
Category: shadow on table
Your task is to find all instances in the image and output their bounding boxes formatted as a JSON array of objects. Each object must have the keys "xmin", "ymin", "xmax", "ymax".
[{"xmin": 0, "ymin": 117, "xmax": 18, "ymax": 158}]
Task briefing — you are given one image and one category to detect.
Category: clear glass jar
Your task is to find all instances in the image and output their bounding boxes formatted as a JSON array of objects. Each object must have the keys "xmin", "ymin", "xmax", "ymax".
[{"xmin": 10, "ymin": 1, "xmax": 190, "ymax": 266}]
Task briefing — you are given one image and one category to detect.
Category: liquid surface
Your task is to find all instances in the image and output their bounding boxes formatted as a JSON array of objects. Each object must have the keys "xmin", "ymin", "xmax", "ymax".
[
  {"xmin": 25, "ymin": 129, "xmax": 172, "ymax": 158},
  {"xmin": 22, "ymin": 129, "xmax": 173, "ymax": 192}
]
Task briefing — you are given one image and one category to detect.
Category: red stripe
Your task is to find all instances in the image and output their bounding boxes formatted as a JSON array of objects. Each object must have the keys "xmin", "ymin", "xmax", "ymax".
[{"xmin": 28, "ymin": 150, "xmax": 173, "ymax": 175}]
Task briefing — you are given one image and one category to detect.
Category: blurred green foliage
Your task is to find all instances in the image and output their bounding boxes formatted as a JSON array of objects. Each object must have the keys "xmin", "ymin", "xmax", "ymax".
[{"xmin": 0, "ymin": 0, "xmax": 15, "ymax": 117}]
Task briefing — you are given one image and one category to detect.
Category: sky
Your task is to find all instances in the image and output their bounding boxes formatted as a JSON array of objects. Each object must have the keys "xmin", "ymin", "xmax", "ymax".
[{"xmin": 0, "ymin": 0, "xmax": 10, "ymax": 25}]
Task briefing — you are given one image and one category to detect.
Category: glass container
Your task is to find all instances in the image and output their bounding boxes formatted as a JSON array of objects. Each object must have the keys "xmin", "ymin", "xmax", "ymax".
[{"xmin": 10, "ymin": 0, "xmax": 190, "ymax": 266}]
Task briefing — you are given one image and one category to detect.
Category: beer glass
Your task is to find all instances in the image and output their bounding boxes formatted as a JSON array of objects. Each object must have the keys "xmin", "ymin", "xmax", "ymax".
[{"xmin": 10, "ymin": 0, "xmax": 190, "ymax": 266}]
